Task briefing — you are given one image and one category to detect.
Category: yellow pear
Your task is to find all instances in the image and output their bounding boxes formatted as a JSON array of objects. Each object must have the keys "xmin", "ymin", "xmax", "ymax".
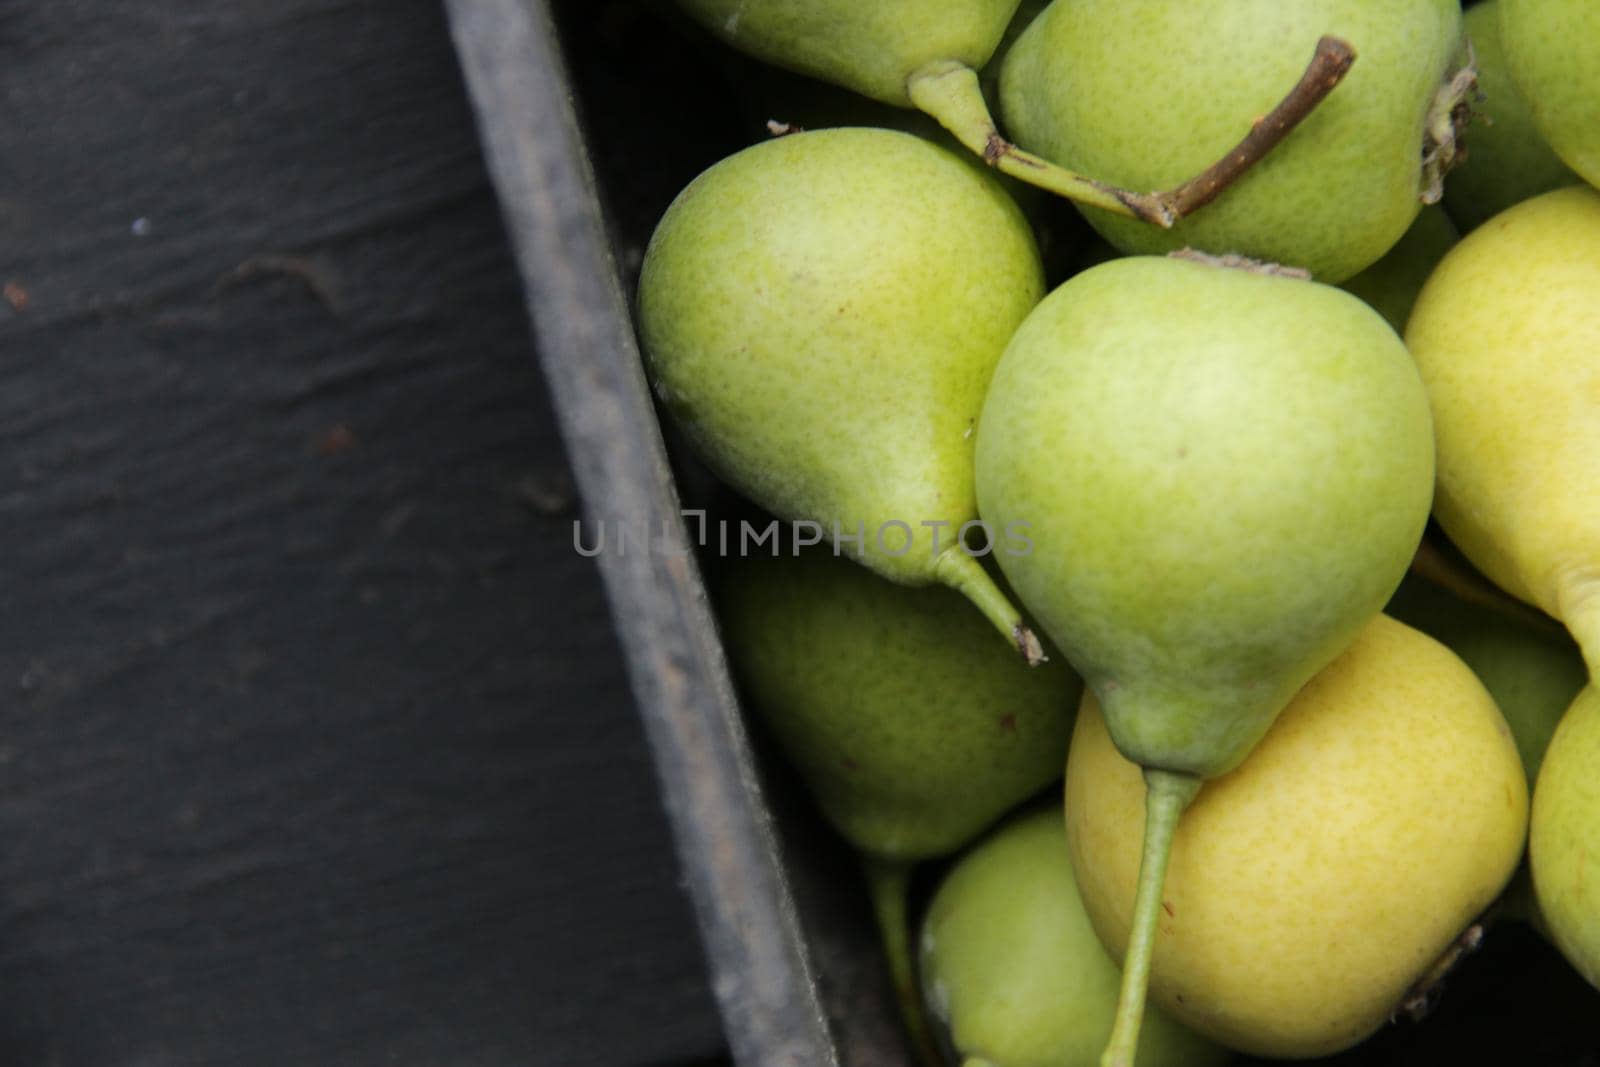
[
  {"xmin": 1404, "ymin": 184, "xmax": 1600, "ymax": 674},
  {"xmin": 1064, "ymin": 615, "xmax": 1527, "ymax": 1059},
  {"xmin": 1530, "ymin": 685, "xmax": 1600, "ymax": 990}
]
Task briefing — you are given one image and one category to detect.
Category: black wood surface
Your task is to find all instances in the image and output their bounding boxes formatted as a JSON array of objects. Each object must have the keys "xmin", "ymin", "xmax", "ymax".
[
  {"xmin": 1, "ymin": 2, "xmax": 725, "ymax": 1064},
  {"xmin": 446, "ymin": 2, "xmax": 851, "ymax": 1066}
]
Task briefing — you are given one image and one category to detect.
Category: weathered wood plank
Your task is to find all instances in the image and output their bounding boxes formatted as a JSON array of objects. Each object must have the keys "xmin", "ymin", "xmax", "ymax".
[{"xmin": 0, "ymin": 1, "xmax": 725, "ymax": 1063}]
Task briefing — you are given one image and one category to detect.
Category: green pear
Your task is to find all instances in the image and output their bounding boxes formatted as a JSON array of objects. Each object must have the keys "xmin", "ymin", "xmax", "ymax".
[
  {"xmin": 1386, "ymin": 574, "xmax": 1585, "ymax": 789},
  {"xmin": 672, "ymin": 0, "xmax": 1347, "ymax": 223},
  {"xmin": 1442, "ymin": 1, "xmax": 1578, "ymax": 233},
  {"xmin": 717, "ymin": 547, "xmax": 1079, "ymax": 863},
  {"xmin": 919, "ymin": 805, "xmax": 1228, "ymax": 1067},
  {"xmin": 974, "ymin": 254, "xmax": 1435, "ymax": 1065},
  {"xmin": 717, "ymin": 546, "xmax": 1081, "ymax": 1063},
  {"xmin": 638, "ymin": 127, "xmax": 1048, "ymax": 658},
  {"xmin": 670, "ymin": 0, "xmax": 1109, "ymax": 211},
  {"xmin": 1404, "ymin": 184, "xmax": 1600, "ymax": 676},
  {"xmin": 1000, "ymin": 0, "xmax": 1464, "ymax": 282},
  {"xmin": 1066, "ymin": 615, "xmax": 1527, "ymax": 1058},
  {"xmin": 1499, "ymin": 0, "xmax": 1600, "ymax": 191},
  {"xmin": 1338, "ymin": 204, "xmax": 1459, "ymax": 334},
  {"xmin": 675, "ymin": 0, "xmax": 1021, "ymax": 109},
  {"xmin": 1531, "ymin": 685, "xmax": 1600, "ymax": 992}
]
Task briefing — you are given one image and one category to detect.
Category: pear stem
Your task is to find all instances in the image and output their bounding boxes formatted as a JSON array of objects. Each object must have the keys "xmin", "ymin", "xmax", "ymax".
[
  {"xmin": 905, "ymin": 35, "xmax": 1355, "ymax": 227},
  {"xmin": 1100, "ymin": 768, "xmax": 1203, "ymax": 1067},
  {"xmin": 905, "ymin": 61, "xmax": 1169, "ymax": 222},
  {"xmin": 1393, "ymin": 921, "xmax": 1484, "ymax": 1022},
  {"xmin": 933, "ymin": 547, "xmax": 1044, "ymax": 665},
  {"xmin": 863, "ymin": 856, "xmax": 943, "ymax": 1067}
]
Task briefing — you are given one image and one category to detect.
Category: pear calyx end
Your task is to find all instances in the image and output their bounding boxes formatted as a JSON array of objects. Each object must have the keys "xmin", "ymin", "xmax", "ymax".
[
  {"xmin": 1015, "ymin": 624, "xmax": 1046, "ymax": 667},
  {"xmin": 1167, "ymin": 248, "xmax": 1311, "ymax": 279},
  {"xmin": 1420, "ymin": 40, "xmax": 1480, "ymax": 205}
]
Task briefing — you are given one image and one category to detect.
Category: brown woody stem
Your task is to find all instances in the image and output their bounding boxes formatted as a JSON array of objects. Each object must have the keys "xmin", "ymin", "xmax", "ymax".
[
  {"xmin": 1156, "ymin": 35, "xmax": 1357, "ymax": 220},
  {"xmin": 907, "ymin": 35, "xmax": 1356, "ymax": 227}
]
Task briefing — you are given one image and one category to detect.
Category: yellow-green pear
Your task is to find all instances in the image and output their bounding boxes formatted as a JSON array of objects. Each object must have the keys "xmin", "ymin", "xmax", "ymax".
[
  {"xmin": 639, "ymin": 127, "xmax": 1047, "ymax": 658},
  {"xmin": 668, "ymin": 0, "xmax": 1138, "ymax": 213},
  {"xmin": 717, "ymin": 546, "xmax": 1080, "ymax": 1062},
  {"xmin": 674, "ymin": 0, "xmax": 1021, "ymax": 110},
  {"xmin": 1387, "ymin": 571, "xmax": 1585, "ymax": 932},
  {"xmin": 919, "ymin": 806, "xmax": 1227, "ymax": 1067},
  {"xmin": 1498, "ymin": 0, "xmax": 1600, "ymax": 191},
  {"xmin": 717, "ymin": 548, "xmax": 1079, "ymax": 865},
  {"xmin": 974, "ymin": 253, "xmax": 1434, "ymax": 1066},
  {"xmin": 1065, "ymin": 615, "xmax": 1528, "ymax": 1059},
  {"xmin": 1442, "ymin": 1, "xmax": 1577, "ymax": 233},
  {"xmin": 1404, "ymin": 184, "xmax": 1600, "ymax": 675},
  {"xmin": 719, "ymin": 18, "xmax": 1083, "ymax": 278},
  {"xmin": 1530, "ymin": 686, "xmax": 1600, "ymax": 991},
  {"xmin": 999, "ymin": 0, "xmax": 1464, "ymax": 282},
  {"xmin": 1387, "ymin": 574, "xmax": 1585, "ymax": 788},
  {"xmin": 672, "ymin": 0, "xmax": 1347, "ymax": 222}
]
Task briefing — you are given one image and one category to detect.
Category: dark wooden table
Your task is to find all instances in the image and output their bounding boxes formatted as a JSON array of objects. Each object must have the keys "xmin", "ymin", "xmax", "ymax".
[{"xmin": 2, "ymin": 1, "xmax": 727, "ymax": 1063}]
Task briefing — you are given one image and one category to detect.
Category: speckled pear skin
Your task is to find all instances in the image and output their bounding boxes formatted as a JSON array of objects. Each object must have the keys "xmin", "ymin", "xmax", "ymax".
[
  {"xmin": 919, "ymin": 805, "xmax": 1228, "ymax": 1067},
  {"xmin": 974, "ymin": 256, "xmax": 1435, "ymax": 778},
  {"xmin": 1066, "ymin": 615, "xmax": 1529, "ymax": 1059},
  {"xmin": 675, "ymin": 0, "xmax": 1020, "ymax": 107},
  {"xmin": 716, "ymin": 549, "xmax": 1078, "ymax": 861},
  {"xmin": 999, "ymin": 0, "xmax": 1461, "ymax": 283},
  {"xmin": 1532, "ymin": 686, "xmax": 1600, "ymax": 992},
  {"xmin": 638, "ymin": 128, "xmax": 1045, "ymax": 591},
  {"xmin": 1388, "ymin": 573, "xmax": 1586, "ymax": 931},
  {"xmin": 1404, "ymin": 185, "xmax": 1600, "ymax": 674},
  {"xmin": 1386, "ymin": 574, "xmax": 1585, "ymax": 788},
  {"xmin": 1442, "ymin": 1, "xmax": 1577, "ymax": 233},
  {"xmin": 1499, "ymin": 0, "xmax": 1600, "ymax": 191}
]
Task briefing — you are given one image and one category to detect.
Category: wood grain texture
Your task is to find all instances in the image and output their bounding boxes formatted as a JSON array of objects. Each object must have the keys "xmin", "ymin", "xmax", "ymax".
[
  {"xmin": 446, "ymin": 1, "xmax": 844, "ymax": 1065},
  {"xmin": 0, "ymin": 1, "xmax": 724, "ymax": 1064}
]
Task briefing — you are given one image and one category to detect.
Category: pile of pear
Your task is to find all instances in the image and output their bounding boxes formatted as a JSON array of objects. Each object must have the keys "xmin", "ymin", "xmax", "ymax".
[{"xmin": 632, "ymin": 1, "xmax": 1600, "ymax": 1064}]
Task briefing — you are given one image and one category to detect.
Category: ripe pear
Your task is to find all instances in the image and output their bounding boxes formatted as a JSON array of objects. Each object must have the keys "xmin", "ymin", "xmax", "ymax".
[
  {"xmin": 1404, "ymin": 184, "xmax": 1600, "ymax": 676},
  {"xmin": 672, "ymin": 1, "xmax": 1345, "ymax": 222},
  {"xmin": 919, "ymin": 805, "xmax": 1227, "ymax": 1067},
  {"xmin": 1387, "ymin": 570, "xmax": 1585, "ymax": 932},
  {"xmin": 1338, "ymin": 204, "xmax": 1458, "ymax": 334},
  {"xmin": 1066, "ymin": 615, "xmax": 1528, "ymax": 1059},
  {"xmin": 1387, "ymin": 574, "xmax": 1585, "ymax": 788},
  {"xmin": 1498, "ymin": 0, "xmax": 1600, "ymax": 190},
  {"xmin": 1530, "ymin": 685, "xmax": 1600, "ymax": 992},
  {"xmin": 716, "ymin": 546, "xmax": 1081, "ymax": 1061},
  {"xmin": 639, "ymin": 127, "xmax": 1047, "ymax": 658},
  {"xmin": 675, "ymin": 0, "xmax": 1021, "ymax": 109},
  {"xmin": 974, "ymin": 254, "xmax": 1435, "ymax": 1065},
  {"xmin": 1000, "ymin": 0, "xmax": 1463, "ymax": 282},
  {"xmin": 717, "ymin": 548, "xmax": 1079, "ymax": 864},
  {"xmin": 1442, "ymin": 1, "xmax": 1577, "ymax": 233},
  {"xmin": 669, "ymin": 0, "xmax": 1117, "ymax": 212}
]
